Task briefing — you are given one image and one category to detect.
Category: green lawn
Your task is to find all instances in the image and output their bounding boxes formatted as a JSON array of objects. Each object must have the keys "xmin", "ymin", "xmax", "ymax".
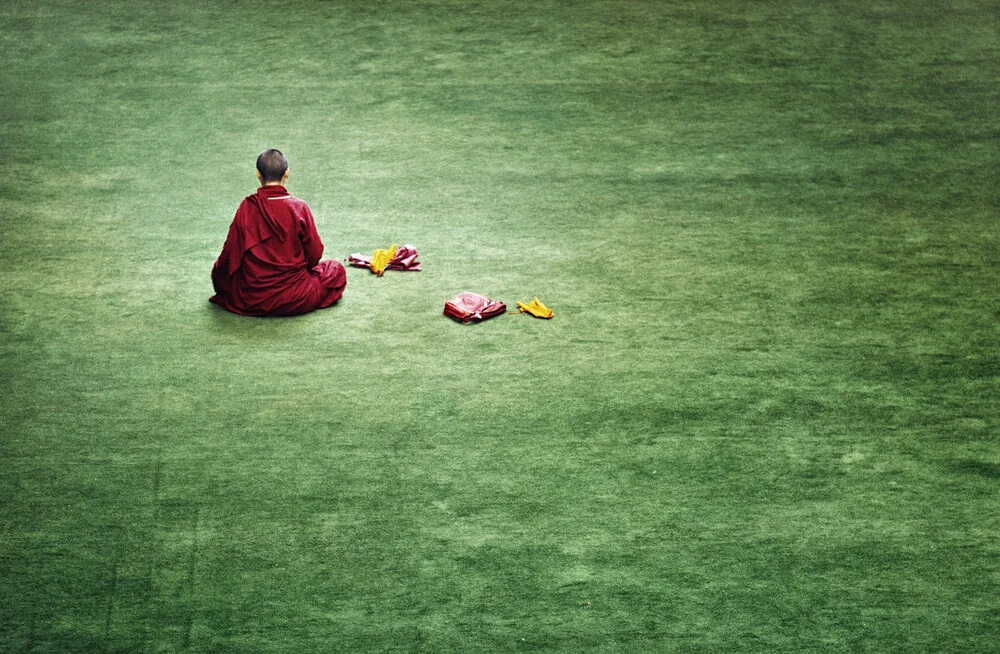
[{"xmin": 1, "ymin": 1, "xmax": 998, "ymax": 652}]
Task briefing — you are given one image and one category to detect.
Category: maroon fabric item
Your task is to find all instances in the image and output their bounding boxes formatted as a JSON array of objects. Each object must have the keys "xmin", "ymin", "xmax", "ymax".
[
  {"xmin": 210, "ymin": 185, "xmax": 346, "ymax": 316},
  {"xmin": 348, "ymin": 244, "xmax": 422, "ymax": 272},
  {"xmin": 444, "ymin": 292, "xmax": 507, "ymax": 323}
]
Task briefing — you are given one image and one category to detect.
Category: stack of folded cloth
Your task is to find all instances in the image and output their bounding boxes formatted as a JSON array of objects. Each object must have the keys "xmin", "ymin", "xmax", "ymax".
[{"xmin": 443, "ymin": 292, "xmax": 507, "ymax": 323}]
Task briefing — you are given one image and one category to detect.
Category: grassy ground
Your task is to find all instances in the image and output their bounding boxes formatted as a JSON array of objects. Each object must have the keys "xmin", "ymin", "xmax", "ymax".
[{"xmin": 1, "ymin": 1, "xmax": 998, "ymax": 652}]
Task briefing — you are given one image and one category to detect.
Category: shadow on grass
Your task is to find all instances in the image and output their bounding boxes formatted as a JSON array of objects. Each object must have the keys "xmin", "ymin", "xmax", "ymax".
[
  {"xmin": 950, "ymin": 459, "xmax": 1000, "ymax": 480},
  {"xmin": 205, "ymin": 302, "xmax": 325, "ymax": 339}
]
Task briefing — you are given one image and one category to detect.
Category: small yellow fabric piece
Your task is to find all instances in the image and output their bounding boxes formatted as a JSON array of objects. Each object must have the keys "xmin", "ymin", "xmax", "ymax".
[
  {"xmin": 516, "ymin": 296, "xmax": 554, "ymax": 319},
  {"xmin": 369, "ymin": 244, "xmax": 397, "ymax": 276}
]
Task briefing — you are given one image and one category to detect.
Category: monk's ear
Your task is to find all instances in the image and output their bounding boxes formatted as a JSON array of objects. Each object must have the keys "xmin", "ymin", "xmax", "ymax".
[
  {"xmin": 255, "ymin": 169, "xmax": 263, "ymax": 183},
  {"xmin": 282, "ymin": 169, "xmax": 290, "ymax": 183}
]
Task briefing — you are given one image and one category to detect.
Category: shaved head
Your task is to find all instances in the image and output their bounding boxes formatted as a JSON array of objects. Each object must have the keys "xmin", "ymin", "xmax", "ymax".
[{"xmin": 256, "ymin": 149, "xmax": 289, "ymax": 184}]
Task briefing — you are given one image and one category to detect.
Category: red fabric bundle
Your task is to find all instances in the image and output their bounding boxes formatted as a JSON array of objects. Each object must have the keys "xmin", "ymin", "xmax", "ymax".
[
  {"xmin": 444, "ymin": 292, "xmax": 507, "ymax": 323},
  {"xmin": 348, "ymin": 244, "xmax": 422, "ymax": 272}
]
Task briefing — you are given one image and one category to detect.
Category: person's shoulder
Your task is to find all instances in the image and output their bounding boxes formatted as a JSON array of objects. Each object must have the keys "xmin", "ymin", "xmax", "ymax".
[{"xmin": 281, "ymin": 195, "xmax": 313, "ymax": 213}]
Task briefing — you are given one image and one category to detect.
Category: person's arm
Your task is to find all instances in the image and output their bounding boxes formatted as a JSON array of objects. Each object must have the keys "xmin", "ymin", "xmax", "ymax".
[
  {"xmin": 211, "ymin": 258, "xmax": 231, "ymax": 295},
  {"xmin": 300, "ymin": 205, "xmax": 324, "ymax": 268},
  {"xmin": 212, "ymin": 218, "xmax": 240, "ymax": 294}
]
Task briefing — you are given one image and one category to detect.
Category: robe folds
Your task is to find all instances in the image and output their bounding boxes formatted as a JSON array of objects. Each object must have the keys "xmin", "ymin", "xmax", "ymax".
[{"xmin": 210, "ymin": 185, "xmax": 346, "ymax": 316}]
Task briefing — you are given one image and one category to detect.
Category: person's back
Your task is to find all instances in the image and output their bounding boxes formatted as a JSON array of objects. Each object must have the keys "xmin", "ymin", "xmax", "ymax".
[{"xmin": 210, "ymin": 150, "xmax": 346, "ymax": 316}]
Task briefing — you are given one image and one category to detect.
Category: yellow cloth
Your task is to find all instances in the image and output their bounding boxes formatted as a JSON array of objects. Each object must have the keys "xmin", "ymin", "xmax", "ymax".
[
  {"xmin": 369, "ymin": 244, "xmax": 397, "ymax": 276},
  {"xmin": 516, "ymin": 296, "xmax": 554, "ymax": 319}
]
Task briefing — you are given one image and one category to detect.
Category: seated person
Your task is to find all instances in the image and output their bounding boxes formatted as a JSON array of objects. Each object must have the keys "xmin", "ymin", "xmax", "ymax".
[{"xmin": 210, "ymin": 149, "xmax": 347, "ymax": 316}]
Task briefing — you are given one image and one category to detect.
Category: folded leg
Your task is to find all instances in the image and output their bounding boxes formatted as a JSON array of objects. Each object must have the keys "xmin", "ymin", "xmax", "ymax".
[{"xmin": 313, "ymin": 259, "xmax": 347, "ymax": 309}]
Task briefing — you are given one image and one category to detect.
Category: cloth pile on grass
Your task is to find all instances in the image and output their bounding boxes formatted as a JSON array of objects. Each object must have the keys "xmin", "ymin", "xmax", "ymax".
[
  {"xmin": 443, "ymin": 293, "xmax": 554, "ymax": 323},
  {"xmin": 443, "ymin": 292, "xmax": 507, "ymax": 323},
  {"xmin": 515, "ymin": 296, "xmax": 553, "ymax": 319},
  {"xmin": 347, "ymin": 244, "xmax": 553, "ymax": 323},
  {"xmin": 348, "ymin": 244, "xmax": 421, "ymax": 275}
]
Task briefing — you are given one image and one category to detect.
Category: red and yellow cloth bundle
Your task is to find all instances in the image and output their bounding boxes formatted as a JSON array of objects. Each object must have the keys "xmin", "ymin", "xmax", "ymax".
[
  {"xmin": 348, "ymin": 244, "xmax": 421, "ymax": 276},
  {"xmin": 443, "ymin": 293, "xmax": 554, "ymax": 323}
]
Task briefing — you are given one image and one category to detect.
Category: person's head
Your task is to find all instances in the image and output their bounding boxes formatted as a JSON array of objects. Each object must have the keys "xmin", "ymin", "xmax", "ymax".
[{"xmin": 256, "ymin": 149, "xmax": 289, "ymax": 185}]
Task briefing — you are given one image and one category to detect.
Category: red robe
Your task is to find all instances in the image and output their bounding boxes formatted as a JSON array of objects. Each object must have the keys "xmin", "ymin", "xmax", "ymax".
[{"xmin": 210, "ymin": 185, "xmax": 346, "ymax": 316}]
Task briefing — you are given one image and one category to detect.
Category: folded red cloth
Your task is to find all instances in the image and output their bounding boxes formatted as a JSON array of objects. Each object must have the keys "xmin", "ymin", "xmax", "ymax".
[
  {"xmin": 348, "ymin": 244, "xmax": 422, "ymax": 272},
  {"xmin": 444, "ymin": 292, "xmax": 507, "ymax": 323}
]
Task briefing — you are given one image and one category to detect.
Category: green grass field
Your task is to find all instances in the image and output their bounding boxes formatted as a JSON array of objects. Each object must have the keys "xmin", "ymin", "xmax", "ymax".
[{"xmin": 2, "ymin": 1, "xmax": 998, "ymax": 651}]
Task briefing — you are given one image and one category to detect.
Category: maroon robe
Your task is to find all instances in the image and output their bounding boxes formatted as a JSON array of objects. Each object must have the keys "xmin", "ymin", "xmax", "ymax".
[{"xmin": 210, "ymin": 185, "xmax": 346, "ymax": 316}]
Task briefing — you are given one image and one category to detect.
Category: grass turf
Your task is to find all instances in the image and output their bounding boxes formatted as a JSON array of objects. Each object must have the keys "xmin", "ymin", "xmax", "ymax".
[{"xmin": 1, "ymin": 0, "xmax": 999, "ymax": 651}]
